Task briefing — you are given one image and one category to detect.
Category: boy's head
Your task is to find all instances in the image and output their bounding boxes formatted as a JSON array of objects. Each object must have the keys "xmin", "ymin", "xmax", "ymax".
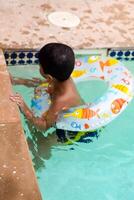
[{"xmin": 38, "ymin": 43, "xmax": 75, "ymax": 81}]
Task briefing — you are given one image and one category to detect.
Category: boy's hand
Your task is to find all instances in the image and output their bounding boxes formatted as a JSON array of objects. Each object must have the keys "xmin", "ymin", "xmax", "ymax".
[
  {"xmin": 9, "ymin": 93, "xmax": 49, "ymax": 131},
  {"xmin": 10, "ymin": 93, "xmax": 26, "ymax": 112}
]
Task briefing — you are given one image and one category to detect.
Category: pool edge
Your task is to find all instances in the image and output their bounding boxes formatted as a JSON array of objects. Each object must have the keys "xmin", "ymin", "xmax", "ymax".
[{"xmin": 0, "ymin": 49, "xmax": 42, "ymax": 200}]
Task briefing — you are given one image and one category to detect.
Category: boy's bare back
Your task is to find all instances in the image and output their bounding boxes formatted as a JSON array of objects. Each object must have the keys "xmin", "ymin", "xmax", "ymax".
[
  {"xmin": 44, "ymin": 77, "xmax": 83, "ymax": 128},
  {"xmin": 52, "ymin": 78, "xmax": 83, "ymax": 107}
]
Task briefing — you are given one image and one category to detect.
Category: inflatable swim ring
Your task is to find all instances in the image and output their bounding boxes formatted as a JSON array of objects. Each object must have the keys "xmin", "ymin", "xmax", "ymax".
[{"xmin": 31, "ymin": 56, "xmax": 134, "ymax": 131}]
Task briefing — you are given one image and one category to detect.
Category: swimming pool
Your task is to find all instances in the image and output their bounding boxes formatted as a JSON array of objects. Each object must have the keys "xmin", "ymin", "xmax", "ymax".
[{"xmin": 9, "ymin": 56, "xmax": 134, "ymax": 200}]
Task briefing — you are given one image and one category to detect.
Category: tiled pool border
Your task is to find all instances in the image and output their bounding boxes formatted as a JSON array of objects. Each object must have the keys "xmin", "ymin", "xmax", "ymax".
[
  {"xmin": 108, "ymin": 48, "xmax": 134, "ymax": 61},
  {"xmin": 3, "ymin": 48, "xmax": 134, "ymax": 66},
  {"xmin": 4, "ymin": 48, "xmax": 107, "ymax": 66}
]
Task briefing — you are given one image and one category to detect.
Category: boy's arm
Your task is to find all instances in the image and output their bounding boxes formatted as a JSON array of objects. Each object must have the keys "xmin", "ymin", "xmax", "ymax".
[
  {"xmin": 9, "ymin": 73, "xmax": 45, "ymax": 87},
  {"xmin": 26, "ymin": 104, "xmax": 59, "ymax": 131},
  {"xmin": 23, "ymin": 106, "xmax": 49, "ymax": 131},
  {"xmin": 15, "ymin": 78, "xmax": 44, "ymax": 87},
  {"xmin": 10, "ymin": 93, "xmax": 59, "ymax": 131}
]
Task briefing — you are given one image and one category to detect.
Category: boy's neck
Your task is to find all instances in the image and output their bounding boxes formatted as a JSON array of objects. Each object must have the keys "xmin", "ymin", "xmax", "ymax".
[{"xmin": 53, "ymin": 77, "xmax": 73, "ymax": 94}]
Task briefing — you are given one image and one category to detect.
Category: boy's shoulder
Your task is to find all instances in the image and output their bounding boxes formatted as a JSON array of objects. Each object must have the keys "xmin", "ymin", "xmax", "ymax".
[{"xmin": 53, "ymin": 93, "xmax": 82, "ymax": 111}]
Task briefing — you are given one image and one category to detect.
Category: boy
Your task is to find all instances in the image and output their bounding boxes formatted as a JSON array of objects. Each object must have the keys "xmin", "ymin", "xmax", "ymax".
[
  {"xmin": 10, "ymin": 43, "xmax": 100, "ymax": 144},
  {"xmin": 10, "ymin": 43, "xmax": 84, "ymax": 133}
]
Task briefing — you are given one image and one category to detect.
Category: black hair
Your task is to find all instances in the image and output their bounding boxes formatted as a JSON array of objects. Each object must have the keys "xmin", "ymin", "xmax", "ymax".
[{"xmin": 38, "ymin": 43, "xmax": 75, "ymax": 81}]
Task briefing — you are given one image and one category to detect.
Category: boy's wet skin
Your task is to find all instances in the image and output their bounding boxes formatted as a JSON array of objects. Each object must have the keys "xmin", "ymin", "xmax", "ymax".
[{"xmin": 10, "ymin": 43, "xmax": 83, "ymax": 131}]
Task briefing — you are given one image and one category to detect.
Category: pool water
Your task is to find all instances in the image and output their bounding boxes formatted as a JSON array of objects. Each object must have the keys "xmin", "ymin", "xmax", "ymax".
[{"xmin": 9, "ymin": 57, "xmax": 134, "ymax": 200}]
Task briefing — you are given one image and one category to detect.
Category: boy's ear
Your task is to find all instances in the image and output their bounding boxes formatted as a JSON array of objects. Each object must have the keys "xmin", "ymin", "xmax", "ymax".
[{"xmin": 47, "ymin": 75, "xmax": 53, "ymax": 82}]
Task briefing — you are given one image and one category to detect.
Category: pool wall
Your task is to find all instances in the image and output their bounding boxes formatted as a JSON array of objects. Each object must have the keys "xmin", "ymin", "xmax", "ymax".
[{"xmin": 0, "ymin": 49, "xmax": 42, "ymax": 200}]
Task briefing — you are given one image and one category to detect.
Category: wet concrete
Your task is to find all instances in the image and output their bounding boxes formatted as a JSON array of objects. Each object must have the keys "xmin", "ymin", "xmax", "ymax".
[
  {"xmin": 0, "ymin": 0, "xmax": 134, "ymax": 49},
  {"xmin": 0, "ymin": 49, "xmax": 42, "ymax": 200}
]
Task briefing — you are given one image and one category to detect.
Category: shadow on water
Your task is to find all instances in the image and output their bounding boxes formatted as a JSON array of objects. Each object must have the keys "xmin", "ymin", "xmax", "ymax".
[
  {"xmin": 24, "ymin": 121, "xmax": 58, "ymax": 171},
  {"xmin": 24, "ymin": 119, "xmax": 102, "ymax": 171}
]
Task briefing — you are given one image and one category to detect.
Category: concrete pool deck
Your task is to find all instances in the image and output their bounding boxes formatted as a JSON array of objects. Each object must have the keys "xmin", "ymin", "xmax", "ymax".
[
  {"xmin": 0, "ymin": 49, "xmax": 42, "ymax": 200},
  {"xmin": 0, "ymin": 0, "xmax": 134, "ymax": 50}
]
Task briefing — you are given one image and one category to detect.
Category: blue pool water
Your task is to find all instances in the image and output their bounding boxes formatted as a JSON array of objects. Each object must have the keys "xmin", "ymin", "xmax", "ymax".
[{"xmin": 9, "ymin": 57, "xmax": 134, "ymax": 200}]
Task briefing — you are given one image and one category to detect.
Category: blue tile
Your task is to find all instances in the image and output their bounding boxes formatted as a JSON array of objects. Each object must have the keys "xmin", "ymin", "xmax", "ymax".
[
  {"xmin": 18, "ymin": 60, "xmax": 25, "ymax": 64},
  {"xmin": 11, "ymin": 52, "xmax": 17, "ymax": 59},
  {"xmin": 27, "ymin": 52, "xmax": 33, "ymax": 58},
  {"xmin": 117, "ymin": 51, "xmax": 123, "ymax": 56},
  {"xmin": 34, "ymin": 59, "xmax": 39, "ymax": 64},
  {"xmin": 124, "ymin": 57, "xmax": 129, "ymax": 61},
  {"xmin": 35, "ymin": 52, "xmax": 39, "ymax": 58},
  {"xmin": 124, "ymin": 51, "xmax": 130, "ymax": 56},
  {"xmin": 110, "ymin": 51, "xmax": 116, "ymax": 57},
  {"xmin": 132, "ymin": 51, "xmax": 134, "ymax": 56},
  {"xmin": 116, "ymin": 57, "xmax": 122, "ymax": 60},
  {"xmin": 19, "ymin": 52, "xmax": 25, "ymax": 59},
  {"xmin": 11, "ymin": 60, "xmax": 17, "ymax": 65},
  {"xmin": 26, "ymin": 60, "xmax": 33, "ymax": 64},
  {"xmin": 4, "ymin": 52, "xmax": 9, "ymax": 59}
]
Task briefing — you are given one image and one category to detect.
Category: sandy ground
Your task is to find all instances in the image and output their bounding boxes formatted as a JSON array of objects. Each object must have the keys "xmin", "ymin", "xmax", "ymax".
[{"xmin": 0, "ymin": 0, "xmax": 134, "ymax": 49}]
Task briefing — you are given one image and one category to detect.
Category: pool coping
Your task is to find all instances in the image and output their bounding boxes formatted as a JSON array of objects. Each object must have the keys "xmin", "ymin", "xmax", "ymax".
[{"xmin": 0, "ymin": 48, "xmax": 42, "ymax": 200}]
